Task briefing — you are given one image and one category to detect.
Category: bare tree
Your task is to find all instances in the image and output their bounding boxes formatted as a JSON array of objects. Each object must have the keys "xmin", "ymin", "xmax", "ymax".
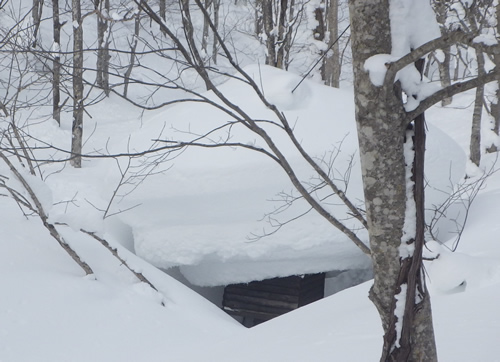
[
  {"xmin": 52, "ymin": 0, "xmax": 62, "ymax": 124},
  {"xmin": 321, "ymin": 0, "xmax": 340, "ymax": 88},
  {"xmin": 31, "ymin": 0, "xmax": 44, "ymax": 48},
  {"xmin": 71, "ymin": 0, "xmax": 84, "ymax": 168},
  {"xmin": 96, "ymin": 0, "xmax": 110, "ymax": 96}
]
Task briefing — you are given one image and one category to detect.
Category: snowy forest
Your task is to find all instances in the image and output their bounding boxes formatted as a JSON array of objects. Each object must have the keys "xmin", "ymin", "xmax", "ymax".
[{"xmin": 1, "ymin": 0, "xmax": 499, "ymax": 360}]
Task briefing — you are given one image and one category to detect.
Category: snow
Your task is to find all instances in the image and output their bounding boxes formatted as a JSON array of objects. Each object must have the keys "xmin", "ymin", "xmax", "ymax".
[
  {"xmin": 119, "ymin": 65, "xmax": 465, "ymax": 286},
  {"xmin": 1, "ymin": 1, "xmax": 500, "ymax": 361}
]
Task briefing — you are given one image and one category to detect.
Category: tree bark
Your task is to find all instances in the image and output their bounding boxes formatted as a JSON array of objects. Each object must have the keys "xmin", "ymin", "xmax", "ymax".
[
  {"xmin": 71, "ymin": 0, "xmax": 83, "ymax": 168},
  {"xmin": 487, "ymin": 2, "xmax": 500, "ymax": 153},
  {"xmin": 96, "ymin": 0, "xmax": 110, "ymax": 96},
  {"xmin": 212, "ymin": 0, "xmax": 219, "ymax": 64},
  {"xmin": 348, "ymin": 1, "xmax": 437, "ymax": 360},
  {"xmin": 31, "ymin": 0, "xmax": 44, "ymax": 48},
  {"xmin": 124, "ymin": 10, "xmax": 141, "ymax": 98},
  {"xmin": 52, "ymin": 0, "xmax": 61, "ymax": 125},
  {"xmin": 321, "ymin": 0, "xmax": 340, "ymax": 88},
  {"xmin": 262, "ymin": 0, "xmax": 276, "ymax": 66},
  {"xmin": 470, "ymin": 50, "xmax": 484, "ymax": 167}
]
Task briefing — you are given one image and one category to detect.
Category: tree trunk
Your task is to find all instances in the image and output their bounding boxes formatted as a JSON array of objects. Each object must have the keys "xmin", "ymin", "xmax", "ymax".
[
  {"xmin": 201, "ymin": 0, "xmax": 211, "ymax": 58},
  {"xmin": 438, "ymin": 46, "xmax": 452, "ymax": 106},
  {"xmin": 31, "ymin": 0, "xmax": 44, "ymax": 48},
  {"xmin": 96, "ymin": 0, "xmax": 110, "ymax": 96},
  {"xmin": 212, "ymin": 0, "xmax": 219, "ymax": 64},
  {"xmin": 159, "ymin": 0, "xmax": 166, "ymax": 21},
  {"xmin": 71, "ymin": 0, "xmax": 83, "ymax": 168},
  {"xmin": 262, "ymin": 0, "xmax": 276, "ymax": 66},
  {"xmin": 321, "ymin": 0, "xmax": 340, "ymax": 88},
  {"xmin": 348, "ymin": 1, "xmax": 437, "ymax": 360},
  {"xmin": 275, "ymin": 0, "xmax": 288, "ymax": 69},
  {"xmin": 487, "ymin": 3, "xmax": 500, "ymax": 153},
  {"xmin": 470, "ymin": 50, "xmax": 485, "ymax": 167},
  {"xmin": 52, "ymin": 0, "xmax": 61, "ymax": 125},
  {"xmin": 124, "ymin": 10, "xmax": 141, "ymax": 98}
]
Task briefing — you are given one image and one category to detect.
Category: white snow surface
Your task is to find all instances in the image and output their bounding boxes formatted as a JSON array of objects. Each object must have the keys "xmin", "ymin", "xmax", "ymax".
[
  {"xmin": 1, "ymin": 66, "xmax": 499, "ymax": 361},
  {"xmin": 2, "ymin": 2, "xmax": 500, "ymax": 360},
  {"xmin": 116, "ymin": 65, "xmax": 466, "ymax": 286}
]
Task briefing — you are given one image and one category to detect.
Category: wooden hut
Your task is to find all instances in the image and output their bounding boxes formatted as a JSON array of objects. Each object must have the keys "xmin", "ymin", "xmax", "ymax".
[{"xmin": 222, "ymin": 273, "xmax": 325, "ymax": 327}]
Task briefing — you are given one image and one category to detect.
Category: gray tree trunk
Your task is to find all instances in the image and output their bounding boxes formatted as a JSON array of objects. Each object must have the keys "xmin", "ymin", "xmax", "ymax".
[
  {"xmin": 348, "ymin": 1, "xmax": 437, "ymax": 360},
  {"xmin": 321, "ymin": 0, "xmax": 340, "ymax": 88},
  {"xmin": 487, "ymin": 3, "xmax": 500, "ymax": 153},
  {"xmin": 159, "ymin": 0, "xmax": 166, "ymax": 21},
  {"xmin": 470, "ymin": 50, "xmax": 484, "ymax": 167},
  {"xmin": 124, "ymin": 10, "xmax": 141, "ymax": 98},
  {"xmin": 262, "ymin": 0, "xmax": 276, "ymax": 66},
  {"xmin": 275, "ymin": 0, "xmax": 288, "ymax": 69},
  {"xmin": 201, "ymin": 0, "xmax": 211, "ymax": 58},
  {"xmin": 52, "ymin": 0, "xmax": 61, "ymax": 125},
  {"xmin": 96, "ymin": 0, "xmax": 110, "ymax": 96},
  {"xmin": 433, "ymin": 0, "xmax": 452, "ymax": 106},
  {"xmin": 71, "ymin": 0, "xmax": 83, "ymax": 168},
  {"xmin": 438, "ymin": 46, "xmax": 452, "ymax": 106},
  {"xmin": 31, "ymin": 0, "xmax": 43, "ymax": 48},
  {"xmin": 212, "ymin": 0, "xmax": 219, "ymax": 64}
]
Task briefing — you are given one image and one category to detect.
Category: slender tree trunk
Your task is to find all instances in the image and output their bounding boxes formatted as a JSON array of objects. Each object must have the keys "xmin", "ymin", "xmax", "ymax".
[
  {"xmin": 124, "ymin": 10, "xmax": 141, "ymax": 98},
  {"xmin": 283, "ymin": 0, "xmax": 294, "ymax": 69},
  {"xmin": 438, "ymin": 46, "xmax": 452, "ymax": 106},
  {"xmin": 212, "ymin": 0, "xmax": 219, "ymax": 64},
  {"xmin": 201, "ymin": 0, "xmax": 211, "ymax": 58},
  {"xmin": 255, "ymin": 0, "xmax": 263, "ymax": 37},
  {"xmin": 52, "ymin": 0, "xmax": 61, "ymax": 125},
  {"xmin": 71, "ymin": 0, "xmax": 83, "ymax": 168},
  {"xmin": 487, "ymin": 3, "xmax": 500, "ymax": 153},
  {"xmin": 96, "ymin": 0, "xmax": 110, "ymax": 96},
  {"xmin": 322, "ymin": 0, "xmax": 340, "ymax": 87},
  {"xmin": 348, "ymin": 1, "xmax": 437, "ymax": 360},
  {"xmin": 470, "ymin": 51, "xmax": 485, "ymax": 167},
  {"xmin": 275, "ymin": 0, "xmax": 288, "ymax": 69},
  {"xmin": 159, "ymin": 0, "xmax": 166, "ymax": 21},
  {"xmin": 31, "ymin": 0, "xmax": 44, "ymax": 48},
  {"xmin": 262, "ymin": 0, "xmax": 276, "ymax": 66}
]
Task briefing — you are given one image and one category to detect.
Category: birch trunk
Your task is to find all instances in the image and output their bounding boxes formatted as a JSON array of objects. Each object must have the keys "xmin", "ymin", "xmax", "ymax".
[
  {"xmin": 52, "ymin": 0, "xmax": 61, "ymax": 124},
  {"xmin": 470, "ymin": 50, "xmax": 484, "ymax": 167},
  {"xmin": 71, "ymin": 0, "xmax": 83, "ymax": 168},
  {"xmin": 348, "ymin": 1, "xmax": 437, "ymax": 360}
]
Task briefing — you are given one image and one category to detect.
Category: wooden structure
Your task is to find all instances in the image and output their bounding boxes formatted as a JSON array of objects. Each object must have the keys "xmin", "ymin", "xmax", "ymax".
[{"xmin": 222, "ymin": 273, "xmax": 325, "ymax": 327}]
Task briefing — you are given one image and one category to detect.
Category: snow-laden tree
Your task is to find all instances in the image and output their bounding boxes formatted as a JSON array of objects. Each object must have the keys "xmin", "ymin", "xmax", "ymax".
[{"xmin": 349, "ymin": 0, "xmax": 500, "ymax": 359}]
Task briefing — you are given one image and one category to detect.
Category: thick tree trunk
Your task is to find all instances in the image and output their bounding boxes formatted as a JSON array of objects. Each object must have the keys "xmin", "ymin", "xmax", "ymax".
[
  {"xmin": 348, "ymin": 1, "xmax": 437, "ymax": 360},
  {"xmin": 71, "ymin": 0, "xmax": 83, "ymax": 168},
  {"xmin": 52, "ymin": 0, "xmax": 61, "ymax": 125}
]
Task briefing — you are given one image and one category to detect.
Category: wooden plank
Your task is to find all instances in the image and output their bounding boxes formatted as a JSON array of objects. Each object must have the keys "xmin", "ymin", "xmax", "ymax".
[
  {"xmin": 223, "ymin": 293, "xmax": 298, "ymax": 310},
  {"xmin": 224, "ymin": 285, "xmax": 299, "ymax": 302},
  {"xmin": 225, "ymin": 283, "xmax": 300, "ymax": 297},
  {"xmin": 223, "ymin": 299, "xmax": 294, "ymax": 315}
]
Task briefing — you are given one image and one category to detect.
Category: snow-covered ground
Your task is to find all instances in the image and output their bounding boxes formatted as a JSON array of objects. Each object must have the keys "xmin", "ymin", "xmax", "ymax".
[{"xmin": 1, "ymin": 62, "xmax": 500, "ymax": 361}]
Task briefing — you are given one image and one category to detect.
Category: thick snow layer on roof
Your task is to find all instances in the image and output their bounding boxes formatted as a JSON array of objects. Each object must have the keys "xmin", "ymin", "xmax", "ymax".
[{"xmin": 119, "ymin": 65, "xmax": 466, "ymax": 286}]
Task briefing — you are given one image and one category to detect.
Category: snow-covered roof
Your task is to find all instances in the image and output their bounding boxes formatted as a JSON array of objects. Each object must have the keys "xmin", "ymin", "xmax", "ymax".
[{"xmin": 118, "ymin": 65, "xmax": 466, "ymax": 287}]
